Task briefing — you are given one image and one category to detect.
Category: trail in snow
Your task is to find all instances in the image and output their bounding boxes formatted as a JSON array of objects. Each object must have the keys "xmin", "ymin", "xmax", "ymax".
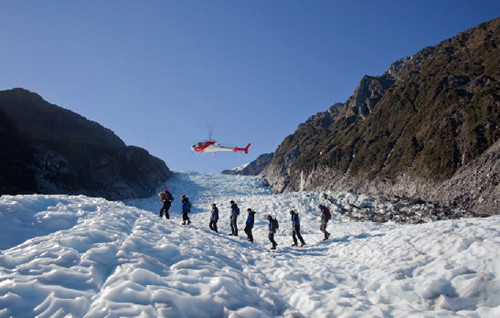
[{"xmin": 0, "ymin": 171, "xmax": 499, "ymax": 317}]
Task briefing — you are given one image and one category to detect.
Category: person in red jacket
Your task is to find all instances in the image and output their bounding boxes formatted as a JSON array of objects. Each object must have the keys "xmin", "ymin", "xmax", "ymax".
[{"xmin": 159, "ymin": 189, "xmax": 173, "ymax": 219}]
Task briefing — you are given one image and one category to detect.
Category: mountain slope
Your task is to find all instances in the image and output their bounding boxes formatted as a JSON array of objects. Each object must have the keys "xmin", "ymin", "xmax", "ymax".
[
  {"xmin": 0, "ymin": 88, "xmax": 172, "ymax": 199},
  {"xmin": 1, "ymin": 172, "xmax": 499, "ymax": 317},
  {"xmin": 263, "ymin": 17, "xmax": 500, "ymax": 215},
  {"xmin": 221, "ymin": 152, "xmax": 274, "ymax": 176}
]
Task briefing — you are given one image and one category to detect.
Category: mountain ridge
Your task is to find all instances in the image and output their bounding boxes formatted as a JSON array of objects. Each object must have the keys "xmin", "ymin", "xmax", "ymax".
[{"xmin": 261, "ymin": 17, "xmax": 500, "ymax": 215}]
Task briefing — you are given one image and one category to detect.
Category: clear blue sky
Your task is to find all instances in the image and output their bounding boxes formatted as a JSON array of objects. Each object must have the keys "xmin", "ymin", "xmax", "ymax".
[{"xmin": 1, "ymin": 1, "xmax": 499, "ymax": 173}]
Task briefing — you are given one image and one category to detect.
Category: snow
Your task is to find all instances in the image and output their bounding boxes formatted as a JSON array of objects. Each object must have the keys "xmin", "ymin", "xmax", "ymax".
[
  {"xmin": 1, "ymin": 171, "xmax": 499, "ymax": 317},
  {"xmin": 232, "ymin": 162, "xmax": 250, "ymax": 172}
]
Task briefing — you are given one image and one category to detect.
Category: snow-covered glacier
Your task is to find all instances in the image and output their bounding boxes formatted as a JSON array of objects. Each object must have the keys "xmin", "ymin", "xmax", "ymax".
[{"xmin": 1, "ymin": 171, "xmax": 499, "ymax": 317}]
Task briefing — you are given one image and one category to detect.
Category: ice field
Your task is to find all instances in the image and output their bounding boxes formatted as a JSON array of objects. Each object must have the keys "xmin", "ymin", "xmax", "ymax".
[{"xmin": 1, "ymin": 171, "xmax": 499, "ymax": 317}]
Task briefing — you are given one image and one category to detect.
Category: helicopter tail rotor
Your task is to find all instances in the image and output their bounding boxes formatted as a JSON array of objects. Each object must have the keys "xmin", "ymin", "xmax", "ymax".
[{"xmin": 233, "ymin": 143, "xmax": 251, "ymax": 154}]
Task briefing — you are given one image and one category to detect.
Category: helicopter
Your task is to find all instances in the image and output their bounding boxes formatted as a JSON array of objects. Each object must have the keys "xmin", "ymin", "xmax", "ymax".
[{"xmin": 191, "ymin": 139, "xmax": 251, "ymax": 154}]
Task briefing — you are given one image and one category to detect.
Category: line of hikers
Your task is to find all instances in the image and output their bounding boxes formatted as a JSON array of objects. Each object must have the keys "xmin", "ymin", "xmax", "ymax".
[{"xmin": 158, "ymin": 189, "xmax": 332, "ymax": 250}]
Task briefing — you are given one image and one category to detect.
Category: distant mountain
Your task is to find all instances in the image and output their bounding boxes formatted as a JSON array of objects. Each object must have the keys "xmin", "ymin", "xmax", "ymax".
[
  {"xmin": 0, "ymin": 88, "xmax": 172, "ymax": 199},
  {"xmin": 221, "ymin": 153, "xmax": 274, "ymax": 176},
  {"xmin": 262, "ymin": 17, "xmax": 500, "ymax": 215}
]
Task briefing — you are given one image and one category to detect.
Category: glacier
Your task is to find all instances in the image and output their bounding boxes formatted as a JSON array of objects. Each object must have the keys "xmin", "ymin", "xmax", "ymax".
[{"xmin": 0, "ymin": 171, "xmax": 499, "ymax": 317}]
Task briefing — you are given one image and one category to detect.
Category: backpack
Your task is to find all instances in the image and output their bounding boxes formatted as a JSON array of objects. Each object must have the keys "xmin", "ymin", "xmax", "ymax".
[
  {"xmin": 161, "ymin": 192, "xmax": 173, "ymax": 202},
  {"xmin": 234, "ymin": 205, "xmax": 240, "ymax": 216},
  {"xmin": 272, "ymin": 218, "xmax": 279, "ymax": 229},
  {"xmin": 325, "ymin": 207, "xmax": 331, "ymax": 220},
  {"xmin": 166, "ymin": 192, "xmax": 173, "ymax": 202}
]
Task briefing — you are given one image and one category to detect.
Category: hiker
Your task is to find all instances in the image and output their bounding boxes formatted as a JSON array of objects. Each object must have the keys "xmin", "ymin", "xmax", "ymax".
[
  {"xmin": 244, "ymin": 208, "xmax": 256, "ymax": 242},
  {"xmin": 210, "ymin": 203, "xmax": 219, "ymax": 233},
  {"xmin": 229, "ymin": 200, "xmax": 240, "ymax": 236},
  {"xmin": 181, "ymin": 194, "xmax": 192, "ymax": 225},
  {"xmin": 318, "ymin": 204, "xmax": 331, "ymax": 240},
  {"xmin": 290, "ymin": 210, "xmax": 306, "ymax": 247},
  {"xmin": 159, "ymin": 189, "xmax": 173, "ymax": 219},
  {"xmin": 267, "ymin": 215, "xmax": 278, "ymax": 250}
]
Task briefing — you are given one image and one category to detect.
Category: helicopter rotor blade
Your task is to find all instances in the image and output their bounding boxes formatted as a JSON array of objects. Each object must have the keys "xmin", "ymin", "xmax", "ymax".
[{"xmin": 207, "ymin": 125, "xmax": 214, "ymax": 141}]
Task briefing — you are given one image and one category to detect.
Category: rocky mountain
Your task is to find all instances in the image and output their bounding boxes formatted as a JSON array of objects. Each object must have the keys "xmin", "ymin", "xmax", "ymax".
[
  {"xmin": 0, "ymin": 88, "xmax": 172, "ymax": 200},
  {"xmin": 221, "ymin": 153, "xmax": 274, "ymax": 176},
  {"xmin": 262, "ymin": 17, "xmax": 500, "ymax": 215}
]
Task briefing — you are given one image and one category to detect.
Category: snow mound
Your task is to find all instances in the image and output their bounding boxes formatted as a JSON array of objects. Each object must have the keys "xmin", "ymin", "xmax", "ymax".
[{"xmin": 1, "ymin": 171, "xmax": 499, "ymax": 317}]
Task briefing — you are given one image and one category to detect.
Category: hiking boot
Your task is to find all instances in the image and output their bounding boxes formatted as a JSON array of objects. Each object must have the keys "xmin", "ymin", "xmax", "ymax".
[
  {"xmin": 270, "ymin": 246, "xmax": 276, "ymax": 250},
  {"xmin": 182, "ymin": 222, "xmax": 186, "ymax": 225},
  {"xmin": 326, "ymin": 232, "xmax": 330, "ymax": 239},
  {"xmin": 300, "ymin": 243, "xmax": 306, "ymax": 247},
  {"xmin": 291, "ymin": 243, "xmax": 298, "ymax": 247},
  {"xmin": 187, "ymin": 220, "xmax": 191, "ymax": 225}
]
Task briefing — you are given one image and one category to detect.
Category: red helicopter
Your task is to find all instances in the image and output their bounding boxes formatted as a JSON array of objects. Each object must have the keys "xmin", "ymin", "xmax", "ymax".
[{"xmin": 191, "ymin": 138, "xmax": 251, "ymax": 154}]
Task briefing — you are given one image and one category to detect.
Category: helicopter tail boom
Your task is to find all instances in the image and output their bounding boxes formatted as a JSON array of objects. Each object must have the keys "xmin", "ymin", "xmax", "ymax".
[{"xmin": 233, "ymin": 143, "xmax": 251, "ymax": 154}]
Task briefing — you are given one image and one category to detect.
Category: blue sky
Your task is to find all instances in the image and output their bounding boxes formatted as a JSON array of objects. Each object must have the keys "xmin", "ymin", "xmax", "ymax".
[{"xmin": 1, "ymin": 1, "xmax": 499, "ymax": 173}]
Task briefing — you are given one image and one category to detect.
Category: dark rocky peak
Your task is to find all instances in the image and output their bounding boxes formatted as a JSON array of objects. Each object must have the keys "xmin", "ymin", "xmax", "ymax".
[
  {"xmin": 0, "ymin": 88, "xmax": 125, "ymax": 147},
  {"xmin": 0, "ymin": 88, "xmax": 172, "ymax": 200}
]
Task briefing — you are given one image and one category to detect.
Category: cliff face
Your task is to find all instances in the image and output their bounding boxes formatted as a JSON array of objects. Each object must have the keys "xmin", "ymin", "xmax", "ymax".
[
  {"xmin": 0, "ymin": 88, "xmax": 172, "ymax": 200},
  {"xmin": 263, "ymin": 17, "xmax": 500, "ymax": 215}
]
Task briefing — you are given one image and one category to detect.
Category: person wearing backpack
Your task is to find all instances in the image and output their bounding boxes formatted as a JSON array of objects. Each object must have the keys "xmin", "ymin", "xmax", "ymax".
[
  {"xmin": 159, "ymin": 189, "xmax": 174, "ymax": 219},
  {"xmin": 244, "ymin": 208, "xmax": 256, "ymax": 242},
  {"xmin": 181, "ymin": 194, "xmax": 192, "ymax": 225},
  {"xmin": 229, "ymin": 200, "xmax": 240, "ymax": 236},
  {"xmin": 209, "ymin": 203, "xmax": 219, "ymax": 233},
  {"xmin": 266, "ymin": 215, "xmax": 278, "ymax": 250},
  {"xmin": 318, "ymin": 204, "xmax": 331, "ymax": 240},
  {"xmin": 290, "ymin": 210, "xmax": 306, "ymax": 247}
]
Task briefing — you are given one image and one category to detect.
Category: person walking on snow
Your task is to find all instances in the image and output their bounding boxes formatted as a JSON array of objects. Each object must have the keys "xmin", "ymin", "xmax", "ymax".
[
  {"xmin": 290, "ymin": 210, "xmax": 306, "ymax": 247},
  {"xmin": 229, "ymin": 200, "xmax": 240, "ymax": 236},
  {"xmin": 181, "ymin": 194, "xmax": 192, "ymax": 225},
  {"xmin": 209, "ymin": 203, "xmax": 219, "ymax": 233},
  {"xmin": 267, "ymin": 215, "xmax": 278, "ymax": 250},
  {"xmin": 318, "ymin": 204, "xmax": 331, "ymax": 240},
  {"xmin": 244, "ymin": 208, "xmax": 256, "ymax": 242},
  {"xmin": 159, "ymin": 189, "xmax": 173, "ymax": 219}
]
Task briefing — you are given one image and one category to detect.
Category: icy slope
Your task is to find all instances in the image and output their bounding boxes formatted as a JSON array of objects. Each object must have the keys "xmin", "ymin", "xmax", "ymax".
[{"xmin": 0, "ymin": 172, "xmax": 499, "ymax": 317}]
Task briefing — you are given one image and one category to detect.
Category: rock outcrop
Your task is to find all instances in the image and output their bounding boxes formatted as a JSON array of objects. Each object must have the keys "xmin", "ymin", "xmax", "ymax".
[{"xmin": 0, "ymin": 88, "xmax": 172, "ymax": 200}]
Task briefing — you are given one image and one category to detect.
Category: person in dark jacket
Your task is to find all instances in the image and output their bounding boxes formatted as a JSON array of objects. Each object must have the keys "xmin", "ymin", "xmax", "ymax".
[
  {"xmin": 181, "ymin": 194, "xmax": 191, "ymax": 225},
  {"xmin": 244, "ymin": 208, "xmax": 256, "ymax": 242},
  {"xmin": 229, "ymin": 200, "xmax": 240, "ymax": 236},
  {"xmin": 290, "ymin": 210, "xmax": 306, "ymax": 247},
  {"xmin": 318, "ymin": 204, "xmax": 330, "ymax": 240},
  {"xmin": 209, "ymin": 203, "xmax": 219, "ymax": 233},
  {"xmin": 267, "ymin": 215, "xmax": 278, "ymax": 250},
  {"xmin": 159, "ymin": 189, "xmax": 174, "ymax": 219}
]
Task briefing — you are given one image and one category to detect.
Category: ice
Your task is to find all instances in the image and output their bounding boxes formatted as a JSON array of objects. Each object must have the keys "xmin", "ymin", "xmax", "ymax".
[{"xmin": 0, "ymin": 171, "xmax": 499, "ymax": 317}]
